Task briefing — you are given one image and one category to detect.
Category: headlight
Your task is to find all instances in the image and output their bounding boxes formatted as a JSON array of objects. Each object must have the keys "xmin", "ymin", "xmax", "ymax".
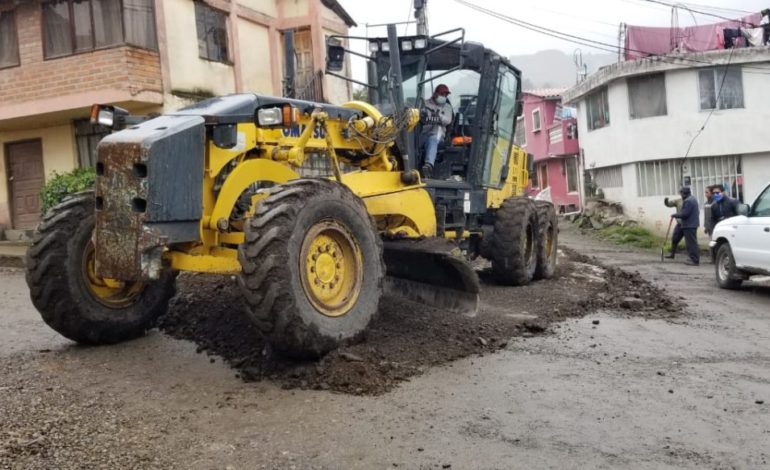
[
  {"xmin": 368, "ymin": 41, "xmax": 379, "ymax": 53},
  {"xmin": 381, "ymin": 41, "xmax": 390, "ymax": 52},
  {"xmin": 97, "ymin": 109, "xmax": 114, "ymax": 127},
  {"xmin": 414, "ymin": 38, "xmax": 428, "ymax": 49},
  {"xmin": 401, "ymin": 40, "xmax": 413, "ymax": 51},
  {"xmin": 257, "ymin": 107, "xmax": 282, "ymax": 126}
]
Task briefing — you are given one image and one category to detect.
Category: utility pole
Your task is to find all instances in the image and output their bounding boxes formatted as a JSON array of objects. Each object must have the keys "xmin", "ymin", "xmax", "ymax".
[{"xmin": 414, "ymin": 0, "xmax": 428, "ymax": 36}]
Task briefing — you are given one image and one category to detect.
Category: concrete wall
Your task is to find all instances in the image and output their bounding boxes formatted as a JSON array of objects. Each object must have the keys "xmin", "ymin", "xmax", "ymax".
[
  {"xmin": 0, "ymin": 125, "xmax": 76, "ymax": 228},
  {"xmin": 238, "ymin": 20, "xmax": 274, "ymax": 94},
  {"xmin": 577, "ymin": 65, "xmax": 770, "ymax": 169},
  {"xmin": 239, "ymin": 0, "xmax": 278, "ymax": 17},
  {"xmin": 162, "ymin": 0, "xmax": 236, "ymax": 97},
  {"xmin": 742, "ymin": 152, "xmax": 770, "ymax": 203}
]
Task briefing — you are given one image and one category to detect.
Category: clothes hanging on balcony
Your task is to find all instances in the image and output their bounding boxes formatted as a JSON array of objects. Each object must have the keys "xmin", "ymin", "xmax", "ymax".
[
  {"xmin": 723, "ymin": 28, "xmax": 745, "ymax": 48},
  {"xmin": 741, "ymin": 27, "xmax": 765, "ymax": 46}
]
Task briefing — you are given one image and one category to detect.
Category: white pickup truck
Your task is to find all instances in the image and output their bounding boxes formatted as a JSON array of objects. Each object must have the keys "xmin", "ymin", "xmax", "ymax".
[{"xmin": 710, "ymin": 182, "xmax": 770, "ymax": 289}]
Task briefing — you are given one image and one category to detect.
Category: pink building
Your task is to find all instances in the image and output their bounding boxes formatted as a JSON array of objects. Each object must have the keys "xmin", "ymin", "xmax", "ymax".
[{"xmin": 515, "ymin": 89, "xmax": 581, "ymax": 213}]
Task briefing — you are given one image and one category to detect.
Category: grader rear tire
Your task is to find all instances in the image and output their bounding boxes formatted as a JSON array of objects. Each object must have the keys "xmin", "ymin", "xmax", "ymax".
[
  {"xmin": 534, "ymin": 200, "xmax": 558, "ymax": 280},
  {"xmin": 490, "ymin": 197, "xmax": 538, "ymax": 286},
  {"xmin": 238, "ymin": 179, "xmax": 384, "ymax": 358},
  {"xmin": 25, "ymin": 191, "xmax": 176, "ymax": 344}
]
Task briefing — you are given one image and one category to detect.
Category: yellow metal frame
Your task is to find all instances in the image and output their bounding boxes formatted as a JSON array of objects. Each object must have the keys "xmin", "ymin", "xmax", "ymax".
[{"xmin": 166, "ymin": 102, "xmax": 435, "ymax": 274}]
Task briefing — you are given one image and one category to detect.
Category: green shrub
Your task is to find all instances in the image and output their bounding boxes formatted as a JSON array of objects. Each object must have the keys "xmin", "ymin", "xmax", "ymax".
[
  {"xmin": 40, "ymin": 168, "xmax": 96, "ymax": 214},
  {"xmin": 598, "ymin": 225, "xmax": 662, "ymax": 249}
]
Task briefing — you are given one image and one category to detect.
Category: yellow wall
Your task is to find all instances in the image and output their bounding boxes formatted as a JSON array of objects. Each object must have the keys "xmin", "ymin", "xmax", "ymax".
[
  {"xmin": 238, "ymin": 0, "xmax": 278, "ymax": 17},
  {"xmin": 0, "ymin": 125, "xmax": 76, "ymax": 227},
  {"xmin": 238, "ymin": 19, "xmax": 275, "ymax": 94},
  {"xmin": 281, "ymin": 0, "xmax": 309, "ymax": 18},
  {"xmin": 163, "ymin": 0, "xmax": 236, "ymax": 97}
]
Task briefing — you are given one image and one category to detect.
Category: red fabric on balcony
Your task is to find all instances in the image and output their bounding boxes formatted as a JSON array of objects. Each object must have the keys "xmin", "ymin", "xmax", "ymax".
[{"xmin": 624, "ymin": 13, "xmax": 761, "ymax": 60}]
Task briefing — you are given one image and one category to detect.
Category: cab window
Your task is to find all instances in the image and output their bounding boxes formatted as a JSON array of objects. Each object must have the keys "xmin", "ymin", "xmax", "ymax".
[{"xmin": 482, "ymin": 67, "xmax": 519, "ymax": 187}]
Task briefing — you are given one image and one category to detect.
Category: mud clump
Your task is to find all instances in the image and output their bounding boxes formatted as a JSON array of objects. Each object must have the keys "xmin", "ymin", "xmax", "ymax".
[{"xmin": 158, "ymin": 249, "xmax": 684, "ymax": 395}]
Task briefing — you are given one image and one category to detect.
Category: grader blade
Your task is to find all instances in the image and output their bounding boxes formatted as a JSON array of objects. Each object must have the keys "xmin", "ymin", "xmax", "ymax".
[{"xmin": 383, "ymin": 239, "xmax": 480, "ymax": 317}]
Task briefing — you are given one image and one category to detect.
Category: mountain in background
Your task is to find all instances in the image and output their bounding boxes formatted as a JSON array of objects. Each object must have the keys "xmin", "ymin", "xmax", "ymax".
[{"xmin": 509, "ymin": 50, "xmax": 617, "ymax": 90}]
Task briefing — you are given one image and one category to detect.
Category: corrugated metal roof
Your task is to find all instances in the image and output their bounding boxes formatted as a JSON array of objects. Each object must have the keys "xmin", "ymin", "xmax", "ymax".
[{"xmin": 523, "ymin": 88, "xmax": 568, "ymax": 99}]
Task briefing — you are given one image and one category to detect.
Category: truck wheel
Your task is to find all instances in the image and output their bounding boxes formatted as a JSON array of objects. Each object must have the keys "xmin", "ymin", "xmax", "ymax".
[
  {"xmin": 25, "ymin": 191, "xmax": 176, "ymax": 344},
  {"xmin": 490, "ymin": 197, "xmax": 538, "ymax": 286},
  {"xmin": 534, "ymin": 200, "xmax": 558, "ymax": 280},
  {"xmin": 715, "ymin": 242, "xmax": 743, "ymax": 290},
  {"xmin": 238, "ymin": 179, "xmax": 384, "ymax": 358}
]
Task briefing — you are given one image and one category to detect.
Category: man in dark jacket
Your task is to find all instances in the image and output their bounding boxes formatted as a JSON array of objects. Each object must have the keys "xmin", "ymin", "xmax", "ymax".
[
  {"xmin": 710, "ymin": 185, "xmax": 740, "ymax": 227},
  {"xmin": 665, "ymin": 186, "xmax": 700, "ymax": 265}
]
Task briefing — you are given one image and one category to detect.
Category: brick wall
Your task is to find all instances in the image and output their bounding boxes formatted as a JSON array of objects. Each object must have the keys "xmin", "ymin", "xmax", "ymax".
[{"xmin": 0, "ymin": 2, "xmax": 162, "ymax": 107}]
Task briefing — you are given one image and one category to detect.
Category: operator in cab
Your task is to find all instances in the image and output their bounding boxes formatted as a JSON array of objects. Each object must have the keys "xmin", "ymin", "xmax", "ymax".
[{"xmin": 420, "ymin": 84, "xmax": 453, "ymax": 179}]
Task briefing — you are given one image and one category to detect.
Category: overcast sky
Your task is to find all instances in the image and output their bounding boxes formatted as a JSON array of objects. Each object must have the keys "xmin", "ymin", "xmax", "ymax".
[{"xmin": 337, "ymin": 0, "xmax": 768, "ymax": 79}]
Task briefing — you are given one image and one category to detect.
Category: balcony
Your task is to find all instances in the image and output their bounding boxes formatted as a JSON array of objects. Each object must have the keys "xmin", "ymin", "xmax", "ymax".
[
  {"xmin": 547, "ymin": 118, "xmax": 579, "ymax": 157},
  {"xmin": 0, "ymin": 46, "xmax": 162, "ymax": 129}
]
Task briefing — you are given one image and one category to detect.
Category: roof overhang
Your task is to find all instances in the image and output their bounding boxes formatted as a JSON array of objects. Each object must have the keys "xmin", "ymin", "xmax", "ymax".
[
  {"xmin": 562, "ymin": 47, "xmax": 770, "ymax": 104},
  {"xmin": 320, "ymin": 0, "xmax": 356, "ymax": 27}
]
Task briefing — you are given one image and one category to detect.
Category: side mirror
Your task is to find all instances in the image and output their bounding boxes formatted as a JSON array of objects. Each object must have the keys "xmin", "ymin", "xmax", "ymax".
[
  {"xmin": 738, "ymin": 203, "xmax": 750, "ymax": 216},
  {"xmin": 326, "ymin": 43, "xmax": 345, "ymax": 72}
]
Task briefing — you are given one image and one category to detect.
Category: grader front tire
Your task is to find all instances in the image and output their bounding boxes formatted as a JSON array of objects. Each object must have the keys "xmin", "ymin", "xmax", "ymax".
[
  {"xmin": 490, "ymin": 197, "xmax": 538, "ymax": 286},
  {"xmin": 25, "ymin": 192, "xmax": 177, "ymax": 345},
  {"xmin": 238, "ymin": 179, "xmax": 385, "ymax": 358}
]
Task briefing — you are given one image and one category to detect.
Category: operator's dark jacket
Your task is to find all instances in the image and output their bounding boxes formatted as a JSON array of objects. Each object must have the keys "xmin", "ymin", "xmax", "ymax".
[
  {"xmin": 711, "ymin": 197, "xmax": 740, "ymax": 226},
  {"xmin": 674, "ymin": 195, "xmax": 700, "ymax": 229}
]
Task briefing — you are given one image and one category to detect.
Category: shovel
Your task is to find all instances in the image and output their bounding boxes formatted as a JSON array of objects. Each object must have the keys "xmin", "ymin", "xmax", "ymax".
[{"xmin": 661, "ymin": 217, "xmax": 674, "ymax": 262}]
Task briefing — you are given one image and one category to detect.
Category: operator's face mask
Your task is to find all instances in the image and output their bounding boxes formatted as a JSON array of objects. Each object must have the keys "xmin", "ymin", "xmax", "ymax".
[
  {"xmin": 435, "ymin": 95, "xmax": 448, "ymax": 105},
  {"xmin": 712, "ymin": 192, "xmax": 723, "ymax": 202}
]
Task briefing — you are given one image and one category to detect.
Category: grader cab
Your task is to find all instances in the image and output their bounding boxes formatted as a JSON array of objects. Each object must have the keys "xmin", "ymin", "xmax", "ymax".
[{"xmin": 26, "ymin": 25, "xmax": 557, "ymax": 357}]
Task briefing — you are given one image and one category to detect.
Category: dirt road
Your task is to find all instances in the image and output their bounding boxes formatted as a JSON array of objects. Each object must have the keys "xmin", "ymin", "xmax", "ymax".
[{"xmin": 1, "ymin": 224, "xmax": 769, "ymax": 469}]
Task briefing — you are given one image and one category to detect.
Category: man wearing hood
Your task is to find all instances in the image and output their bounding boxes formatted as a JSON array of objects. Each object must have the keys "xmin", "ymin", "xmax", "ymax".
[
  {"xmin": 665, "ymin": 186, "xmax": 700, "ymax": 265},
  {"xmin": 420, "ymin": 84, "xmax": 453, "ymax": 179}
]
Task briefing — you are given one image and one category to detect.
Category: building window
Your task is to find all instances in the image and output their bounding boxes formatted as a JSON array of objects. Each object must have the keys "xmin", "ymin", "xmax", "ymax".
[
  {"xmin": 628, "ymin": 73, "xmax": 667, "ymax": 119},
  {"xmin": 594, "ymin": 165, "xmax": 623, "ymax": 189},
  {"xmin": 539, "ymin": 163, "xmax": 549, "ymax": 189},
  {"xmin": 530, "ymin": 159, "xmax": 539, "ymax": 187},
  {"xmin": 0, "ymin": 10, "xmax": 19, "ymax": 69},
  {"xmin": 636, "ymin": 156, "xmax": 743, "ymax": 201},
  {"xmin": 514, "ymin": 116, "xmax": 527, "ymax": 147},
  {"xmin": 566, "ymin": 157, "xmax": 578, "ymax": 193},
  {"xmin": 195, "ymin": 2, "xmax": 229, "ymax": 64},
  {"xmin": 531, "ymin": 108, "xmax": 542, "ymax": 132},
  {"xmin": 699, "ymin": 67, "xmax": 743, "ymax": 110},
  {"xmin": 42, "ymin": 0, "xmax": 157, "ymax": 59},
  {"xmin": 586, "ymin": 87, "xmax": 610, "ymax": 131},
  {"xmin": 74, "ymin": 119, "xmax": 110, "ymax": 168}
]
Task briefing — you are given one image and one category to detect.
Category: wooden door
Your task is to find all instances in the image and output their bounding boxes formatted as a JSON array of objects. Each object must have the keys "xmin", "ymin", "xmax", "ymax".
[
  {"xmin": 293, "ymin": 29, "xmax": 315, "ymax": 90},
  {"xmin": 6, "ymin": 140, "xmax": 45, "ymax": 229}
]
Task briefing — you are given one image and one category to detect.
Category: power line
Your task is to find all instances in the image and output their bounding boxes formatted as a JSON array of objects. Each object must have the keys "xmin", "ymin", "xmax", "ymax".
[
  {"xmin": 452, "ymin": 0, "xmax": 770, "ymax": 75},
  {"xmin": 679, "ymin": 46, "xmax": 736, "ymax": 174},
  {"xmin": 637, "ymin": 0, "xmax": 758, "ymax": 24}
]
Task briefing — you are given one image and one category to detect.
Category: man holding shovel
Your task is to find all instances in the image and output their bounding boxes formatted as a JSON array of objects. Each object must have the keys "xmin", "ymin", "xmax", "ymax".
[{"xmin": 664, "ymin": 186, "xmax": 700, "ymax": 266}]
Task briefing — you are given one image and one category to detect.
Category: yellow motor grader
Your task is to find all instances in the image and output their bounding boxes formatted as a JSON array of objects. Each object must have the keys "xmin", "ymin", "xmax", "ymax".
[{"xmin": 25, "ymin": 26, "xmax": 558, "ymax": 357}]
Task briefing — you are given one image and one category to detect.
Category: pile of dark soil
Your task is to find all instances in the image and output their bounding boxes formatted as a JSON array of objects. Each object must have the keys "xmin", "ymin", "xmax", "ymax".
[{"xmin": 158, "ymin": 249, "xmax": 684, "ymax": 395}]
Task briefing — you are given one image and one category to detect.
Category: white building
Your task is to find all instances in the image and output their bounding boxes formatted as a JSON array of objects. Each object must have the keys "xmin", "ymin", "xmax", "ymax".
[{"xmin": 563, "ymin": 47, "xmax": 770, "ymax": 236}]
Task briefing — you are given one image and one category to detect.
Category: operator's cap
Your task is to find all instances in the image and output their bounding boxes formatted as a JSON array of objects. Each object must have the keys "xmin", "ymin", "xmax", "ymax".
[
  {"xmin": 435, "ymin": 84, "xmax": 451, "ymax": 96},
  {"xmin": 679, "ymin": 186, "xmax": 691, "ymax": 196}
]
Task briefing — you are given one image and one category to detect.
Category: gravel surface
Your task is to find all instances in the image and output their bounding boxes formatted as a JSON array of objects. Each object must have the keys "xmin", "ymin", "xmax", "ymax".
[{"xmin": 0, "ymin": 357, "xmax": 178, "ymax": 470}]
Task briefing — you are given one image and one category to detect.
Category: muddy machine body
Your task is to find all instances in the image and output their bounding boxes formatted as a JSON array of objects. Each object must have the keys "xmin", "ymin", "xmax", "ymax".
[{"xmin": 26, "ymin": 25, "xmax": 558, "ymax": 356}]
